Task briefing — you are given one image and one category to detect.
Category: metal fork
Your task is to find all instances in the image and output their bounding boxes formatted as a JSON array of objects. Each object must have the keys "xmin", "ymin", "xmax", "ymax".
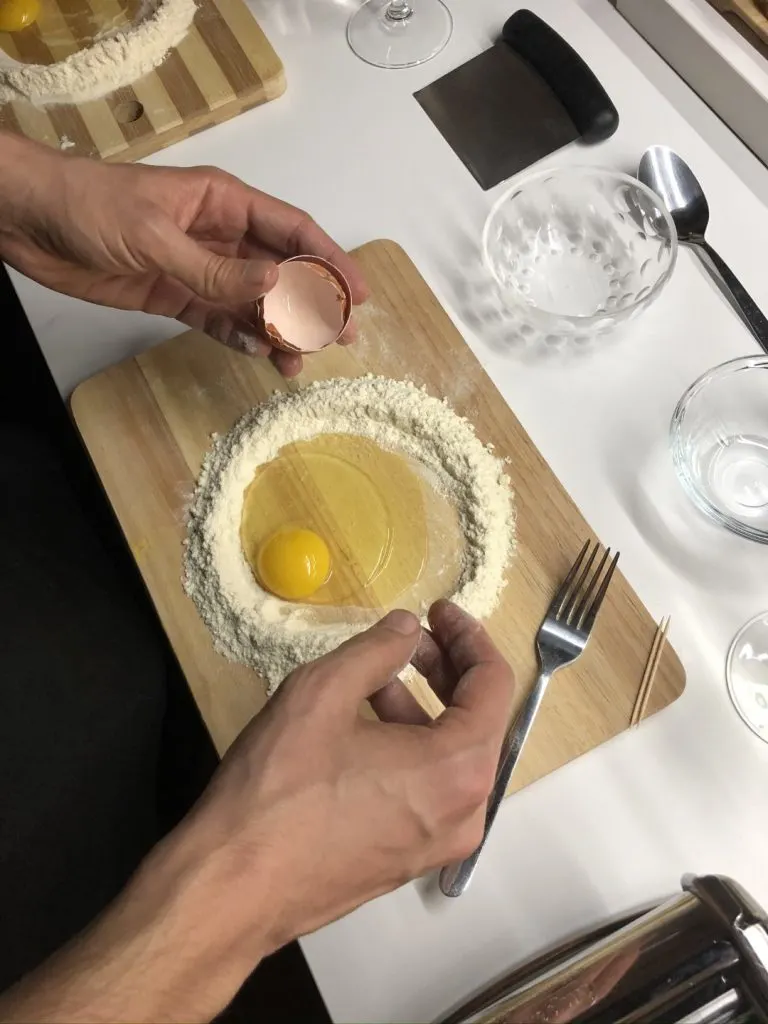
[{"xmin": 439, "ymin": 541, "xmax": 620, "ymax": 898}]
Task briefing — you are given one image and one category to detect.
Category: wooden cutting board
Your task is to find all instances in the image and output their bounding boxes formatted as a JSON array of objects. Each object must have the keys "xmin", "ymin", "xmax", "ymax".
[
  {"xmin": 0, "ymin": 0, "xmax": 284, "ymax": 162},
  {"xmin": 71, "ymin": 239, "xmax": 686, "ymax": 794}
]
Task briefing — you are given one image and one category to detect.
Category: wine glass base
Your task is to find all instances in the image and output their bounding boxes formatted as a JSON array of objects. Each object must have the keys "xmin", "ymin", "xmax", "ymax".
[{"xmin": 347, "ymin": 0, "xmax": 453, "ymax": 69}]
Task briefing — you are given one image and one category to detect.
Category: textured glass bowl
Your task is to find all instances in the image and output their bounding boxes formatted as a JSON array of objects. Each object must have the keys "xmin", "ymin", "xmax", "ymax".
[
  {"xmin": 671, "ymin": 356, "xmax": 768, "ymax": 543},
  {"xmin": 482, "ymin": 167, "xmax": 678, "ymax": 344}
]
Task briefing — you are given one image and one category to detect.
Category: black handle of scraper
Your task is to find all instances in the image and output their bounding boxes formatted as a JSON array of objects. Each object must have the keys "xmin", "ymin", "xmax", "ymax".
[{"xmin": 501, "ymin": 10, "xmax": 619, "ymax": 144}]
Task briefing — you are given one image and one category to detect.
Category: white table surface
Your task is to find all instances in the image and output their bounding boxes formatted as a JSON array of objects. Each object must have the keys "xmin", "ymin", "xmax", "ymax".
[{"xmin": 10, "ymin": 0, "xmax": 768, "ymax": 1020}]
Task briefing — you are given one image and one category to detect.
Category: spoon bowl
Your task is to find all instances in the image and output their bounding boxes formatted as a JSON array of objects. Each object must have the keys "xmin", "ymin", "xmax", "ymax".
[
  {"xmin": 638, "ymin": 145, "xmax": 768, "ymax": 353},
  {"xmin": 639, "ymin": 147, "xmax": 709, "ymax": 241}
]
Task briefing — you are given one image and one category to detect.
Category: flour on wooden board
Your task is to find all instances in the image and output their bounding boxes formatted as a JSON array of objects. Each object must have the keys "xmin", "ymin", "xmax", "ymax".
[
  {"xmin": 0, "ymin": 0, "xmax": 195, "ymax": 107},
  {"xmin": 183, "ymin": 376, "xmax": 516, "ymax": 693}
]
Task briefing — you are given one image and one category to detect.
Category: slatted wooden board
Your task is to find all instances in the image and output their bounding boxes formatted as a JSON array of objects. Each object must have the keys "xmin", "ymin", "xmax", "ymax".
[
  {"xmin": 71, "ymin": 239, "xmax": 686, "ymax": 795},
  {"xmin": 708, "ymin": 0, "xmax": 768, "ymax": 49},
  {"xmin": 0, "ymin": 0, "xmax": 285, "ymax": 161}
]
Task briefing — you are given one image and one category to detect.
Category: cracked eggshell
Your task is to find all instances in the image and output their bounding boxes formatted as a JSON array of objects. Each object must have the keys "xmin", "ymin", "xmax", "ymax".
[{"xmin": 256, "ymin": 255, "xmax": 352, "ymax": 354}]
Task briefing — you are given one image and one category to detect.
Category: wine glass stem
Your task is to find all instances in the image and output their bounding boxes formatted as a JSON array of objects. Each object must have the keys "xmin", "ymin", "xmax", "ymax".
[{"xmin": 385, "ymin": 0, "xmax": 413, "ymax": 22}]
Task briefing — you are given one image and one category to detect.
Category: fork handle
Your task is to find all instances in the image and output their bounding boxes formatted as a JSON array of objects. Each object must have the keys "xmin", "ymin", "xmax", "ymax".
[{"xmin": 439, "ymin": 670, "xmax": 552, "ymax": 898}]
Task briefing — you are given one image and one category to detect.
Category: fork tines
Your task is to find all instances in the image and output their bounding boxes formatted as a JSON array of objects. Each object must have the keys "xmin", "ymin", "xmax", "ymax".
[{"xmin": 554, "ymin": 541, "xmax": 620, "ymax": 632}]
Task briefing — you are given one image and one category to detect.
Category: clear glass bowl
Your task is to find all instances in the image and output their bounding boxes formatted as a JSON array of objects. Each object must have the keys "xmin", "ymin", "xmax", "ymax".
[
  {"xmin": 482, "ymin": 167, "xmax": 678, "ymax": 344},
  {"xmin": 726, "ymin": 611, "xmax": 768, "ymax": 742},
  {"xmin": 671, "ymin": 356, "xmax": 768, "ymax": 543}
]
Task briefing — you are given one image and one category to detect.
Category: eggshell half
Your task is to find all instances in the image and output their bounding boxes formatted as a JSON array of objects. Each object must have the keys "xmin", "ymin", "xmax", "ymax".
[{"xmin": 257, "ymin": 256, "xmax": 352, "ymax": 354}]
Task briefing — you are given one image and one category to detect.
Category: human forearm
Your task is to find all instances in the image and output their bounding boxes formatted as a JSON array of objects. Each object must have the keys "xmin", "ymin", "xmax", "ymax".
[{"xmin": 0, "ymin": 820, "xmax": 273, "ymax": 1023}]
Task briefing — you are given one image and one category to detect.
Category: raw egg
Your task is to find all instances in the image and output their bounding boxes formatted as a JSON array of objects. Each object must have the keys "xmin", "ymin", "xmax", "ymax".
[
  {"xmin": 256, "ymin": 528, "xmax": 331, "ymax": 600},
  {"xmin": 0, "ymin": 0, "xmax": 39, "ymax": 31},
  {"xmin": 240, "ymin": 433, "xmax": 464, "ymax": 612},
  {"xmin": 257, "ymin": 256, "xmax": 351, "ymax": 354}
]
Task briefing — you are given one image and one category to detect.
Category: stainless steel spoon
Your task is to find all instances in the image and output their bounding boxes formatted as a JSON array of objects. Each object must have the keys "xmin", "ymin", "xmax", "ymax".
[{"xmin": 638, "ymin": 145, "xmax": 768, "ymax": 354}]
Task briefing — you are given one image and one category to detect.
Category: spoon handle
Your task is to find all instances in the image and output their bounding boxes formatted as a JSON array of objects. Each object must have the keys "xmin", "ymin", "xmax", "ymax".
[{"xmin": 691, "ymin": 239, "xmax": 768, "ymax": 355}]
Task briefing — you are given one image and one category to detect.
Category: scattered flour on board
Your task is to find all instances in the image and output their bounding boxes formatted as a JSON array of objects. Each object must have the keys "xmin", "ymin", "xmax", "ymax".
[
  {"xmin": 0, "ymin": 0, "xmax": 196, "ymax": 107},
  {"xmin": 183, "ymin": 376, "xmax": 516, "ymax": 694}
]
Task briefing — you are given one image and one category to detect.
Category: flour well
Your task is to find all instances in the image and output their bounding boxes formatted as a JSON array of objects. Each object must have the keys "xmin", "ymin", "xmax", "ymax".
[
  {"xmin": 184, "ymin": 377, "xmax": 515, "ymax": 693},
  {"xmin": 0, "ymin": 0, "xmax": 195, "ymax": 107}
]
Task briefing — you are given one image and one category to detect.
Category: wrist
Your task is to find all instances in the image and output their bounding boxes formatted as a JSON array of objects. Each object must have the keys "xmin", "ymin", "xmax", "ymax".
[
  {"xmin": 1, "ymin": 817, "xmax": 276, "ymax": 1023},
  {"xmin": 0, "ymin": 132, "xmax": 63, "ymax": 233},
  {"xmin": 166, "ymin": 786, "xmax": 296, "ymax": 961},
  {"xmin": 117, "ymin": 819, "xmax": 277, "ymax": 1018}
]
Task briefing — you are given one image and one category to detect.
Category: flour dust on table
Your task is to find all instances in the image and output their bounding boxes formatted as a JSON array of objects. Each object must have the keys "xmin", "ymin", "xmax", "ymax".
[
  {"xmin": 184, "ymin": 376, "xmax": 515, "ymax": 692},
  {"xmin": 0, "ymin": 0, "xmax": 196, "ymax": 106}
]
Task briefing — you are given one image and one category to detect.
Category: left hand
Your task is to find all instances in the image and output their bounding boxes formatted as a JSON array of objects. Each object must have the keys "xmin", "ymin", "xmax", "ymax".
[{"xmin": 0, "ymin": 135, "xmax": 368, "ymax": 377}]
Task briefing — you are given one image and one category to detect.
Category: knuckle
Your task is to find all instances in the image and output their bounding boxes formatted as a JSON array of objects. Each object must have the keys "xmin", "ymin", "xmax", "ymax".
[
  {"xmin": 202, "ymin": 311, "xmax": 232, "ymax": 345},
  {"xmin": 191, "ymin": 164, "xmax": 231, "ymax": 186},
  {"xmin": 281, "ymin": 660, "xmax": 333, "ymax": 712},
  {"xmin": 440, "ymin": 744, "xmax": 497, "ymax": 813},
  {"xmin": 201, "ymin": 256, "xmax": 230, "ymax": 297},
  {"xmin": 287, "ymin": 209, "xmax": 316, "ymax": 250}
]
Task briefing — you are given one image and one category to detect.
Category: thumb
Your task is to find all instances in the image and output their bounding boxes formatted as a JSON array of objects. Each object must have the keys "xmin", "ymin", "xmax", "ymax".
[
  {"xmin": 312, "ymin": 610, "xmax": 422, "ymax": 709},
  {"xmin": 150, "ymin": 226, "xmax": 278, "ymax": 304}
]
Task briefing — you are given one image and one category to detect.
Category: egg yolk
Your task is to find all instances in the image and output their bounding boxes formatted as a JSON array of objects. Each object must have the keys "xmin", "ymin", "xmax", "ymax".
[
  {"xmin": 0, "ymin": 0, "xmax": 39, "ymax": 32},
  {"xmin": 257, "ymin": 528, "xmax": 331, "ymax": 601}
]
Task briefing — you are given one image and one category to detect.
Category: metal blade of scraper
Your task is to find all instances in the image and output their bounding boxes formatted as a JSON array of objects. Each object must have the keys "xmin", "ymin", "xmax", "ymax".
[{"xmin": 415, "ymin": 41, "xmax": 579, "ymax": 190}]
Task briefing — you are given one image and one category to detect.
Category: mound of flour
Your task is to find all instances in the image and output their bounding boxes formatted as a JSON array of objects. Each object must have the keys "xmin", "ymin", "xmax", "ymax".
[
  {"xmin": 0, "ymin": 0, "xmax": 196, "ymax": 107},
  {"xmin": 184, "ymin": 376, "xmax": 516, "ymax": 693}
]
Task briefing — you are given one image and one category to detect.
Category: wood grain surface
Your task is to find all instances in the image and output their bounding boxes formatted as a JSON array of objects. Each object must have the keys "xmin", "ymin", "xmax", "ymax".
[
  {"xmin": 71, "ymin": 239, "xmax": 686, "ymax": 795},
  {"xmin": 708, "ymin": 0, "xmax": 768, "ymax": 47},
  {"xmin": 0, "ymin": 0, "xmax": 285, "ymax": 162}
]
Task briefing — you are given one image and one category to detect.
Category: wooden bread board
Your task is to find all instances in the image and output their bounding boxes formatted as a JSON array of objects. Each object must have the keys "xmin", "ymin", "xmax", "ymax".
[
  {"xmin": 71, "ymin": 239, "xmax": 686, "ymax": 795},
  {"xmin": 0, "ymin": 0, "xmax": 285, "ymax": 162}
]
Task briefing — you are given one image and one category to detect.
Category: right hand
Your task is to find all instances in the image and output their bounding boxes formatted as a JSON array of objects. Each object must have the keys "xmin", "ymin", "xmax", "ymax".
[
  {"xmin": 176, "ymin": 600, "xmax": 516, "ymax": 954},
  {"xmin": 0, "ymin": 601, "xmax": 516, "ymax": 1024}
]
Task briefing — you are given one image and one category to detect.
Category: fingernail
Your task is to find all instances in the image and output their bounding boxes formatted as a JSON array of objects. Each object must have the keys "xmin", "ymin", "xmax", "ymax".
[
  {"xmin": 253, "ymin": 261, "xmax": 278, "ymax": 294},
  {"xmin": 382, "ymin": 609, "xmax": 419, "ymax": 635}
]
